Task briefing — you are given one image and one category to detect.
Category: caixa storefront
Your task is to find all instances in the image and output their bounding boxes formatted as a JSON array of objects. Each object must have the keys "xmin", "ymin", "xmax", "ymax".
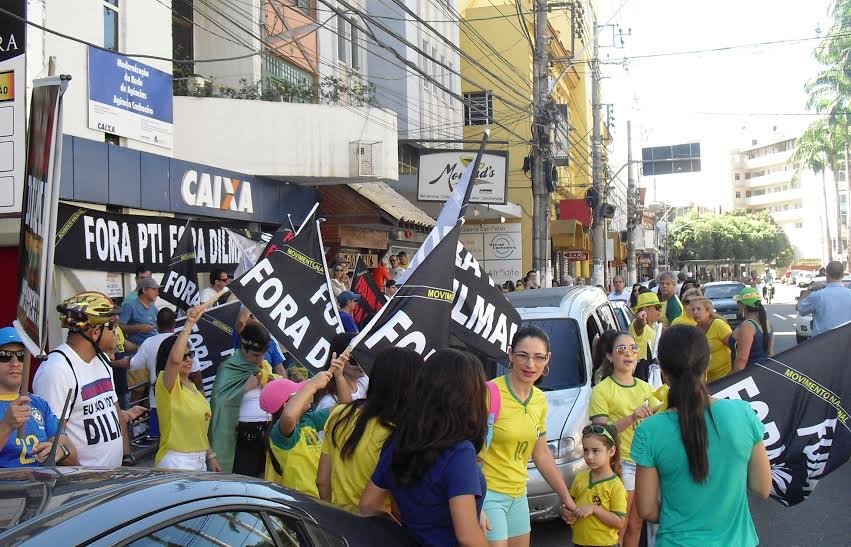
[{"xmin": 51, "ymin": 135, "xmax": 317, "ymax": 307}]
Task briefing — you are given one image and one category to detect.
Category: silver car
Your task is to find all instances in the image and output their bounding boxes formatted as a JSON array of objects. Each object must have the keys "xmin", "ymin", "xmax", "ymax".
[{"xmin": 506, "ymin": 286, "xmax": 620, "ymax": 521}]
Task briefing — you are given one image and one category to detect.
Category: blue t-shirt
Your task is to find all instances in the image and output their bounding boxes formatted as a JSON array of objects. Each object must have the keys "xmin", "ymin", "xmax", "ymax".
[
  {"xmin": 0, "ymin": 394, "xmax": 60, "ymax": 468},
  {"xmin": 632, "ymin": 399, "xmax": 765, "ymax": 547},
  {"xmin": 340, "ymin": 311, "xmax": 358, "ymax": 333},
  {"xmin": 231, "ymin": 335, "xmax": 286, "ymax": 368},
  {"xmin": 118, "ymin": 298, "xmax": 159, "ymax": 346},
  {"xmin": 372, "ymin": 439, "xmax": 486, "ymax": 546}
]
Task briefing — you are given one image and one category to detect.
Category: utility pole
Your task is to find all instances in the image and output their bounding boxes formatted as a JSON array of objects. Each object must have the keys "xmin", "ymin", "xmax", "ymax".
[
  {"xmin": 531, "ymin": 0, "xmax": 551, "ymax": 287},
  {"xmin": 591, "ymin": 23, "xmax": 604, "ymax": 286},
  {"xmin": 626, "ymin": 120, "xmax": 637, "ymax": 285}
]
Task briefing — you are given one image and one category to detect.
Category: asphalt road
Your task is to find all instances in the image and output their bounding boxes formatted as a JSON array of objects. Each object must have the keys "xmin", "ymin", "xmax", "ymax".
[{"xmin": 532, "ymin": 284, "xmax": 851, "ymax": 546}]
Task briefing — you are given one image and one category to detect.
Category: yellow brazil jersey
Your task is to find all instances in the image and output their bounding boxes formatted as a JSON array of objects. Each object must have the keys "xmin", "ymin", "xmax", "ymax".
[
  {"xmin": 154, "ymin": 373, "xmax": 211, "ymax": 465},
  {"xmin": 321, "ymin": 405, "xmax": 392, "ymax": 512},
  {"xmin": 589, "ymin": 376, "xmax": 659, "ymax": 463},
  {"xmin": 671, "ymin": 314, "xmax": 697, "ymax": 327},
  {"xmin": 266, "ymin": 408, "xmax": 330, "ymax": 498},
  {"xmin": 482, "ymin": 375, "xmax": 547, "ymax": 497},
  {"xmin": 570, "ymin": 469, "xmax": 628, "ymax": 546},
  {"xmin": 705, "ymin": 318, "xmax": 733, "ymax": 383},
  {"xmin": 629, "ymin": 322, "xmax": 657, "ymax": 362}
]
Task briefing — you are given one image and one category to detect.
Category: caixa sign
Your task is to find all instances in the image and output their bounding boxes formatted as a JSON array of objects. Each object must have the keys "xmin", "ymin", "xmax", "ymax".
[{"xmin": 180, "ymin": 169, "xmax": 254, "ymax": 214}]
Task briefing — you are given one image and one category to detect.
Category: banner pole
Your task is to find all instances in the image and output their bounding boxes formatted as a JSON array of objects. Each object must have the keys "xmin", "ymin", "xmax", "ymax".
[{"xmin": 199, "ymin": 287, "xmax": 230, "ymax": 312}]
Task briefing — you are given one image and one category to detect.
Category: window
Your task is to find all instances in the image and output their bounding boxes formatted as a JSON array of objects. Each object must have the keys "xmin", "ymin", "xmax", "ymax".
[
  {"xmin": 795, "ymin": 222, "xmax": 803, "ymax": 229},
  {"xmin": 746, "ymin": 191, "xmax": 752, "ymax": 197},
  {"xmin": 172, "ymin": 0, "xmax": 194, "ymax": 82},
  {"xmin": 463, "ymin": 91, "xmax": 493, "ymax": 126},
  {"xmin": 103, "ymin": 0, "xmax": 119, "ymax": 51},
  {"xmin": 596, "ymin": 305, "xmax": 617, "ymax": 332},
  {"xmin": 351, "ymin": 24, "xmax": 360, "ymax": 70},
  {"xmin": 432, "ymin": 47, "xmax": 439, "ymax": 90},
  {"xmin": 423, "ymin": 40, "xmax": 430, "ymax": 90},
  {"xmin": 129, "ymin": 511, "xmax": 285, "ymax": 546},
  {"xmin": 525, "ymin": 318, "xmax": 585, "ymax": 390},
  {"xmin": 337, "ymin": 15, "xmax": 347, "ymax": 63},
  {"xmin": 735, "ymin": 192, "xmax": 741, "ymax": 198},
  {"xmin": 440, "ymin": 55, "xmax": 447, "ymax": 98},
  {"xmin": 735, "ymin": 173, "xmax": 741, "ymax": 181},
  {"xmin": 292, "ymin": 0, "xmax": 310, "ymax": 15},
  {"xmin": 264, "ymin": 55, "xmax": 314, "ymax": 102}
]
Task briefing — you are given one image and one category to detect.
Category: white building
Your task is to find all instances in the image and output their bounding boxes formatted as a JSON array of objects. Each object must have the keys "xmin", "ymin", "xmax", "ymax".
[{"xmin": 730, "ymin": 129, "xmax": 846, "ymax": 265}]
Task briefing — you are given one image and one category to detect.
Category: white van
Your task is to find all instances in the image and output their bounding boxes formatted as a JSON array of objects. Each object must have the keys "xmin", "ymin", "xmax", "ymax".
[{"xmin": 503, "ymin": 286, "xmax": 621, "ymax": 521}]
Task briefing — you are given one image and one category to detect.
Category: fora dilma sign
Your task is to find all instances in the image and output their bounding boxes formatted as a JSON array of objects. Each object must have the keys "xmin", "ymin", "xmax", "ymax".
[
  {"xmin": 180, "ymin": 169, "xmax": 253, "ymax": 214},
  {"xmin": 418, "ymin": 150, "xmax": 508, "ymax": 204}
]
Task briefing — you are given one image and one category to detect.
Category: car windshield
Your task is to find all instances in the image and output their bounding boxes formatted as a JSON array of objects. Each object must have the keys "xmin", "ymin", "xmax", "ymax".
[
  {"xmin": 704, "ymin": 283, "xmax": 744, "ymax": 299},
  {"xmin": 494, "ymin": 318, "xmax": 585, "ymax": 391}
]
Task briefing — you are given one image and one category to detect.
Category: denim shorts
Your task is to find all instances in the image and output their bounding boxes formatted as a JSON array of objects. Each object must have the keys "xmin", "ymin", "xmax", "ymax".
[{"xmin": 483, "ymin": 489, "xmax": 531, "ymax": 541}]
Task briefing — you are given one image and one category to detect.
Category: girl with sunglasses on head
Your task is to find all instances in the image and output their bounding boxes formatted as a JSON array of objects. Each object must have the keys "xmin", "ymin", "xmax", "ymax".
[
  {"xmin": 590, "ymin": 330, "xmax": 661, "ymax": 547},
  {"xmin": 562, "ymin": 423, "xmax": 627, "ymax": 547},
  {"xmin": 153, "ymin": 307, "xmax": 219, "ymax": 471}
]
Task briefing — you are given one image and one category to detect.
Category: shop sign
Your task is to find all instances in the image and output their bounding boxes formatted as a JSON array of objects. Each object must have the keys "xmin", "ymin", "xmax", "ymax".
[
  {"xmin": 564, "ymin": 251, "xmax": 589, "ymax": 261},
  {"xmin": 339, "ymin": 226, "xmax": 388, "ymax": 249},
  {"xmin": 0, "ymin": 0, "xmax": 26, "ymax": 215},
  {"xmin": 179, "ymin": 168, "xmax": 253, "ymax": 214},
  {"xmin": 339, "ymin": 252, "xmax": 378, "ymax": 268},
  {"xmin": 87, "ymin": 47, "xmax": 173, "ymax": 148},
  {"xmin": 459, "ymin": 223, "xmax": 521, "ymax": 285},
  {"xmin": 54, "ymin": 203, "xmax": 241, "ymax": 273},
  {"xmin": 418, "ymin": 151, "xmax": 507, "ymax": 204}
]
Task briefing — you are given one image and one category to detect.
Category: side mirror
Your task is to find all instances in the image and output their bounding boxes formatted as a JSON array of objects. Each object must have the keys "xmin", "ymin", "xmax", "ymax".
[{"xmin": 795, "ymin": 295, "xmax": 800, "ymax": 301}]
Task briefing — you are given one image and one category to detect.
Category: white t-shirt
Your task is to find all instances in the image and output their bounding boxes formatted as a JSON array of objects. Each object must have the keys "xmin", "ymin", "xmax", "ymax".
[
  {"xmin": 33, "ymin": 343, "xmax": 124, "ymax": 467},
  {"xmin": 315, "ymin": 376, "xmax": 369, "ymax": 411},
  {"xmin": 239, "ymin": 388, "xmax": 271, "ymax": 422},
  {"xmin": 199, "ymin": 287, "xmax": 218, "ymax": 304},
  {"xmin": 389, "ymin": 267, "xmax": 405, "ymax": 281},
  {"xmin": 129, "ymin": 332, "xmax": 201, "ymax": 408},
  {"xmin": 608, "ymin": 290, "xmax": 630, "ymax": 303}
]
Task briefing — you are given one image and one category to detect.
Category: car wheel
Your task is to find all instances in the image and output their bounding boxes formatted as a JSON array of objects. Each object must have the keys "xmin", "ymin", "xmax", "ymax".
[{"xmin": 796, "ymin": 334, "xmax": 806, "ymax": 344}]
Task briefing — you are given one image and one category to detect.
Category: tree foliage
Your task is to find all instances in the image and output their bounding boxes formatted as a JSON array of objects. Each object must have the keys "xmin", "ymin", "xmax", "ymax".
[{"xmin": 668, "ymin": 211, "xmax": 794, "ymax": 266}]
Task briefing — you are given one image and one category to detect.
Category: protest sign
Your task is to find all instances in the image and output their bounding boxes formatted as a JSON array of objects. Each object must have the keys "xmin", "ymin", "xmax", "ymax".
[
  {"xmin": 175, "ymin": 301, "xmax": 241, "ymax": 396},
  {"xmin": 228, "ymin": 204, "xmax": 343, "ymax": 371},
  {"xmin": 15, "ymin": 77, "xmax": 68, "ymax": 356},
  {"xmin": 710, "ymin": 323, "xmax": 851, "ymax": 506},
  {"xmin": 351, "ymin": 255, "xmax": 386, "ymax": 327},
  {"xmin": 159, "ymin": 222, "xmax": 200, "ymax": 310},
  {"xmin": 351, "ymin": 223, "xmax": 461, "ymax": 369}
]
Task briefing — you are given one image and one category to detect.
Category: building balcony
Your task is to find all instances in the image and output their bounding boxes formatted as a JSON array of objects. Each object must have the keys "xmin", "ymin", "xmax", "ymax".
[
  {"xmin": 736, "ymin": 188, "xmax": 802, "ymax": 208},
  {"xmin": 734, "ymin": 169, "xmax": 795, "ymax": 189},
  {"xmin": 742, "ymin": 149, "xmax": 794, "ymax": 170},
  {"xmin": 173, "ymin": 96, "xmax": 399, "ymax": 184},
  {"xmin": 770, "ymin": 208, "xmax": 805, "ymax": 223}
]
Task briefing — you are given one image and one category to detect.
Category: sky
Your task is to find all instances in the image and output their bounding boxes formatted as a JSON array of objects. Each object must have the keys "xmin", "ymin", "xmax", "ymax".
[{"xmin": 596, "ymin": 0, "xmax": 834, "ymax": 209}]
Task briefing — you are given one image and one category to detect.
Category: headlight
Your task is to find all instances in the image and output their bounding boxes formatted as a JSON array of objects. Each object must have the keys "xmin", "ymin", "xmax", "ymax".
[{"xmin": 548, "ymin": 435, "xmax": 581, "ymax": 461}]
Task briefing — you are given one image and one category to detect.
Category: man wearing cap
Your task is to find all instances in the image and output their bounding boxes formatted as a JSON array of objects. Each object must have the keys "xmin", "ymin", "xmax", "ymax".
[
  {"xmin": 0, "ymin": 327, "xmax": 78, "ymax": 467},
  {"xmin": 630, "ymin": 292, "xmax": 663, "ymax": 374},
  {"xmin": 338, "ymin": 291, "xmax": 360, "ymax": 333},
  {"xmin": 124, "ymin": 265, "xmax": 152, "ymax": 305},
  {"xmin": 119, "ymin": 277, "xmax": 160, "ymax": 346}
]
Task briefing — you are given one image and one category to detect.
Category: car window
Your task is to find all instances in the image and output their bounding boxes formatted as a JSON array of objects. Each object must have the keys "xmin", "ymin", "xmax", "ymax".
[
  {"xmin": 615, "ymin": 307, "xmax": 631, "ymax": 331},
  {"xmin": 522, "ymin": 318, "xmax": 585, "ymax": 390},
  {"xmin": 596, "ymin": 305, "xmax": 617, "ymax": 332},
  {"xmin": 586, "ymin": 314, "xmax": 601, "ymax": 355},
  {"xmin": 703, "ymin": 283, "xmax": 745, "ymax": 299},
  {"xmin": 127, "ymin": 511, "xmax": 280, "ymax": 547}
]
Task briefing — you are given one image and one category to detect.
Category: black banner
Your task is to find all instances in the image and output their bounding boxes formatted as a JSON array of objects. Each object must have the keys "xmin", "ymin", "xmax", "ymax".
[
  {"xmin": 229, "ymin": 208, "xmax": 343, "ymax": 371},
  {"xmin": 55, "ymin": 203, "xmax": 241, "ymax": 273},
  {"xmin": 450, "ymin": 245, "xmax": 521, "ymax": 359},
  {"xmin": 710, "ymin": 323, "xmax": 851, "ymax": 506},
  {"xmin": 351, "ymin": 224, "xmax": 461, "ymax": 369},
  {"xmin": 160, "ymin": 222, "xmax": 200, "ymax": 310},
  {"xmin": 175, "ymin": 301, "xmax": 241, "ymax": 397},
  {"xmin": 352, "ymin": 255, "xmax": 386, "ymax": 327}
]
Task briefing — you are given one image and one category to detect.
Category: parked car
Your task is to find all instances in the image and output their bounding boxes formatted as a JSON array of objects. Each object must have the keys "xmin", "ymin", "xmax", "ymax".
[
  {"xmin": 795, "ymin": 275, "xmax": 851, "ymax": 343},
  {"xmin": 611, "ymin": 300, "xmax": 635, "ymax": 331},
  {"xmin": 0, "ymin": 468, "xmax": 413, "ymax": 546},
  {"xmin": 702, "ymin": 281, "xmax": 746, "ymax": 328},
  {"xmin": 504, "ymin": 285, "xmax": 619, "ymax": 521},
  {"xmin": 797, "ymin": 271, "xmax": 815, "ymax": 287}
]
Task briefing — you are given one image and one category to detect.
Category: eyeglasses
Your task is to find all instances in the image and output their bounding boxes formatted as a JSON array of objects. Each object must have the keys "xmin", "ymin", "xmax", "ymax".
[
  {"xmin": 582, "ymin": 424, "xmax": 616, "ymax": 445},
  {"xmin": 218, "ymin": 277, "xmax": 228, "ymax": 282},
  {"xmin": 0, "ymin": 350, "xmax": 25, "ymax": 363},
  {"xmin": 512, "ymin": 352, "xmax": 549, "ymax": 365},
  {"xmin": 615, "ymin": 344, "xmax": 640, "ymax": 354},
  {"xmin": 183, "ymin": 350, "xmax": 195, "ymax": 360},
  {"xmin": 654, "ymin": 305, "xmax": 662, "ymax": 311}
]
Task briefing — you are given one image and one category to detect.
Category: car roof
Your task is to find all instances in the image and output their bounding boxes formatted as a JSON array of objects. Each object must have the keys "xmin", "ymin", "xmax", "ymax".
[
  {"xmin": 0, "ymin": 468, "xmax": 403, "ymax": 544},
  {"xmin": 701, "ymin": 281, "xmax": 745, "ymax": 287},
  {"xmin": 506, "ymin": 286, "xmax": 608, "ymax": 311}
]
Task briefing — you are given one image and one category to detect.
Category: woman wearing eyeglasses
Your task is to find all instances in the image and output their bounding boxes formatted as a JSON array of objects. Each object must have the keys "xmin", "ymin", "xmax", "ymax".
[
  {"xmin": 590, "ymin": 330, "xmax": 661, "ymax": 547},
  {"xmin": 153, "ymin": 307, "xmax": 219, "ymax": 471},
  {"xmin": 480, "ymin": 326, "xmax": 577, "ymax": 546}
]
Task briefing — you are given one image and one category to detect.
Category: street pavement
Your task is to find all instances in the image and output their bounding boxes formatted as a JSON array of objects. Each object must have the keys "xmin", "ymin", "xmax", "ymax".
[{"xmin": 532, "ymin": 283, "xmax": 851, "ymax": 546}]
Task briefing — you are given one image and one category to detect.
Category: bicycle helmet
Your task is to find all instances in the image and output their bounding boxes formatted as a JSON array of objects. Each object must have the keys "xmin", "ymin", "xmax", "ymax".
[{"xmin": 57, "ymin": 291, "xmax": 121, "ymax": 331}]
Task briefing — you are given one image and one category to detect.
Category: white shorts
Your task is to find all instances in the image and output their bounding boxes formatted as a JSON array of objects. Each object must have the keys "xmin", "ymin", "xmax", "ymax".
[
  {"xmin": 156, "ymin": 450, "xmax": 206, "ymax": 471},
  {"xmin": 621, "ymin": 460, "xmax": 636, "ymax": 491}
]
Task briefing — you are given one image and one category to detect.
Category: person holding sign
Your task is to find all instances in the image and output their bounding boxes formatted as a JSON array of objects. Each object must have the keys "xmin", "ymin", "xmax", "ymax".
[
  {"xmin": 0, "ymin": 327, "xmax": 78, "ymax": 467},
  {"xmin": 153, "ymin": 307, "xmax": 219, "ymax": 472}
]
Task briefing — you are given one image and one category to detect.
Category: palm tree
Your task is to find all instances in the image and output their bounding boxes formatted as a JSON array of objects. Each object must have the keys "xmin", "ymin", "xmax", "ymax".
[{"xmin": 792, "ymin": 125, "xmax": 834, "ymax": 262}]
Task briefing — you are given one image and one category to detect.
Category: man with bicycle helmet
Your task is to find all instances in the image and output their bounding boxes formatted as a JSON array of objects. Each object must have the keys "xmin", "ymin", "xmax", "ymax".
[{"xmin": 33, "ymin": 292, "xmax": 146, "ymax": 467}]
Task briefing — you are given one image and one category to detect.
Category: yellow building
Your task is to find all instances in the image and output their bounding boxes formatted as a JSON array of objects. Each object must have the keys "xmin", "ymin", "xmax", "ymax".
[{"xmin": 459, "ymin": 0, "xmax": 597, "ymax": 281}]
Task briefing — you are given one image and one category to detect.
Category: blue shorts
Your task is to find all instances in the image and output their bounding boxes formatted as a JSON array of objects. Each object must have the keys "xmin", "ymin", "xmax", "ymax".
[{"xmin": 483, "ymin": 489, "xmax": 531, "ymax": 541}]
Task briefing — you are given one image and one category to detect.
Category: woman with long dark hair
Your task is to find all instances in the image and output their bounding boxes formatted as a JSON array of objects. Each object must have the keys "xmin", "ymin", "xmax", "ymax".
[
  {"xmin": 730, "ymin": 287, "xmax": 775, "ymax": 372},
  {"xmin": 632, "ymin": 325, "xmax": 772, "ymax": 546},
  {"xmin": 629, "ymin": 284, "xmax": 642, "ymax": 309},
  {"xmin": 317, "ymin": 347, "xmax": 424, "ymax": 511},
  {"xmin": 360, "ymin": 349, "xmax": 489, "ymax": 546}
]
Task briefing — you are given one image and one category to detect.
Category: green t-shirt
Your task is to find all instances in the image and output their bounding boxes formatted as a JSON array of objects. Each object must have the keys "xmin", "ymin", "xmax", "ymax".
[{"xmin": 631, "ymin": 399, "xmax": 765, "ymax": 547}]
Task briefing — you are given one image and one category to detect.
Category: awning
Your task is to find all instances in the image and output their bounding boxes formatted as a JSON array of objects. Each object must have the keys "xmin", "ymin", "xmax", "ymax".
[
  {"xmin": 551, "ymin": 219, "xmax": 588, "ymax": 251},
  {"xmin": 348, "ymin": 182, "xmax": 435, "ymax": 228}
]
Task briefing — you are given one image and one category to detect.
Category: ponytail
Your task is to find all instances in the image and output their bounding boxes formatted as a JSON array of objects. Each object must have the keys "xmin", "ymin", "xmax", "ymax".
[
  {"xmin": 658, "ymin": 325, "xmax": 715, "ymax": 483},
  {"xmin": 604, "ymin": 423, "xmax": 622, "ymax": 478},
  {"xmin": 753, "ymin": 302, "xmax": 770, "ymax": 352}
]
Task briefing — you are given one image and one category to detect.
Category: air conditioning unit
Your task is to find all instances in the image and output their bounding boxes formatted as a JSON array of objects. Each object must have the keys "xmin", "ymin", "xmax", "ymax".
[{"xmin": 351, "ymin": 141, "xmax": 381, "ymax": 177}]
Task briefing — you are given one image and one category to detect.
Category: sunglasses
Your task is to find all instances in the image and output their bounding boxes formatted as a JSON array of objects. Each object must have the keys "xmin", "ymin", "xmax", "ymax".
[
  {"xmin": 615, "ymin": 344, "xmax": 640, "ymax": 354},
  {"xmin": 183, "ymin": 350, "xmax": 195, "ymax": 360},
  {"xmin": 0, "ymin": 350, "xmax": 25, "ymax": 364},
  {"xmin": 582, "ymin": 424, "xmax": 616, "ymax": 445},
  {"xmin": 653, "ymin": 305, "xmax": 662, "ymax": 311}
]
